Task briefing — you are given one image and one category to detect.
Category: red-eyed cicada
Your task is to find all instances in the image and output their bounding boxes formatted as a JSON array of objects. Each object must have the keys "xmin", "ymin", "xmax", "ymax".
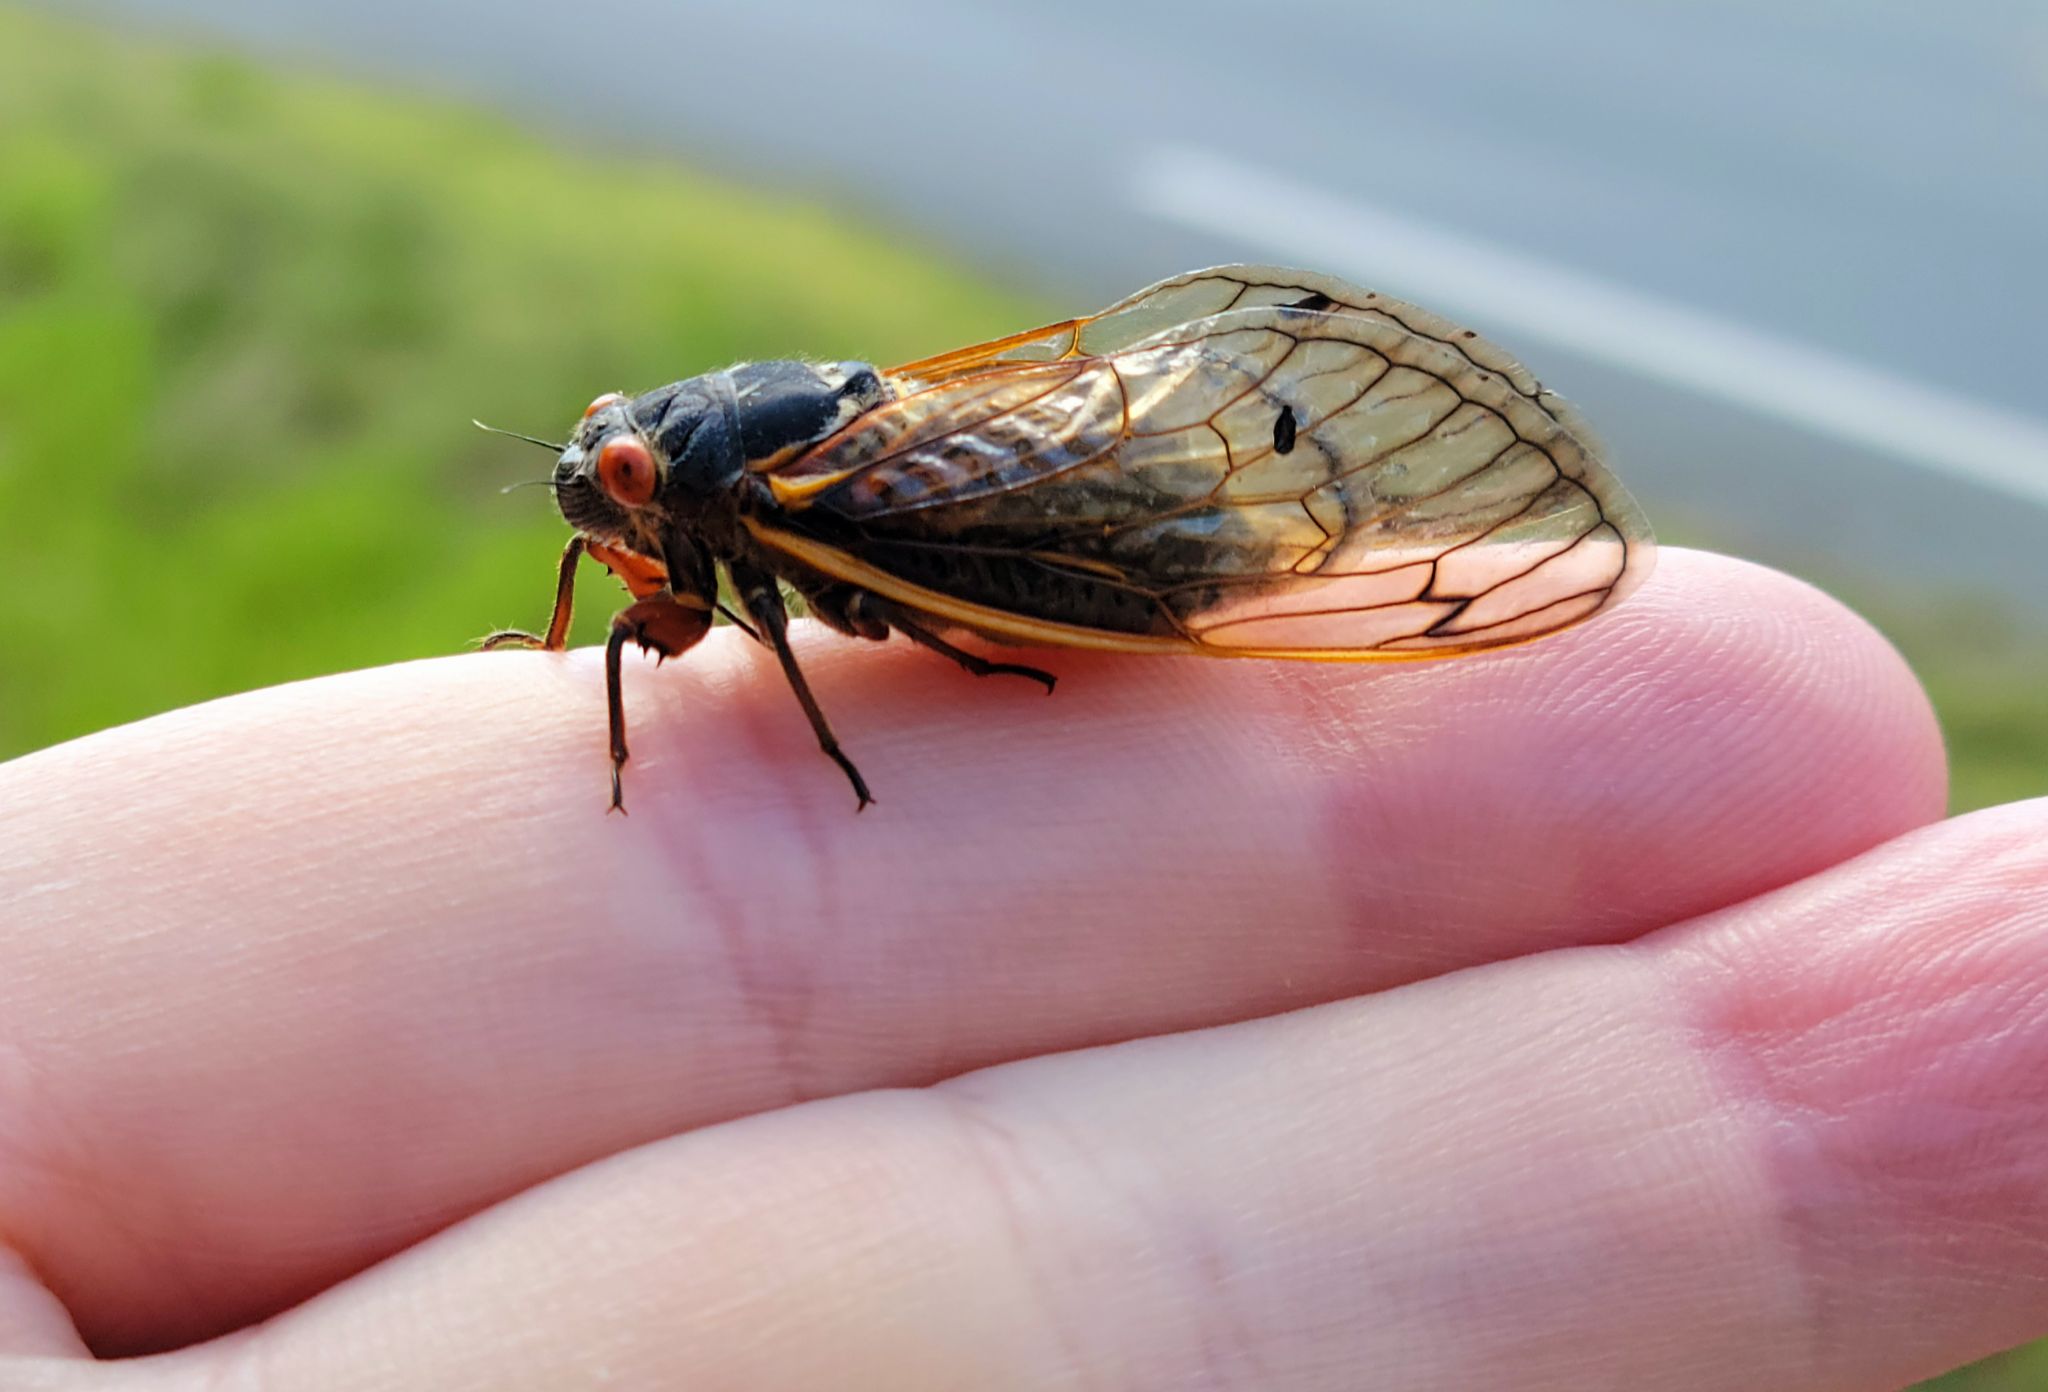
[{"xmin": 483, "ymin": 265, "xmax": 1655, "ymax": 811}]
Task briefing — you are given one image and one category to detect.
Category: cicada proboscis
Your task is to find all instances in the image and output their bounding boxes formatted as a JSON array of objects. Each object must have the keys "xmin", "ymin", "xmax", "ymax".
[{"xmin": 482, "ymin": 265, "xmax": 1654, "ymax": 812}]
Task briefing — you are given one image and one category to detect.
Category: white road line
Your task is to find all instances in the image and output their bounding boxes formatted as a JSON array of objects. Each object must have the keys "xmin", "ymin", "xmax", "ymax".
[{"xmin": 1134, "ymin": 144, "xmax": 2048, "ymax": 509}]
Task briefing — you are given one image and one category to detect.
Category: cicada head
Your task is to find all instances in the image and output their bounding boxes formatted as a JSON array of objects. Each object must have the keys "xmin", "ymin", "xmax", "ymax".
[{"xmin": 552, "ymin": 376, "xmax": 742, "ymax": 547}]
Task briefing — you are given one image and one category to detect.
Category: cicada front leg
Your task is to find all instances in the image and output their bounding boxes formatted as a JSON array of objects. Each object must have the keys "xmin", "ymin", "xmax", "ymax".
[
  {"xmin": 483, "ymin": 535, "xmax": 588, "ymax": 652},
  {"xmin": 603, "ymin": 589, "xmax": 715, "ymax": 813}
]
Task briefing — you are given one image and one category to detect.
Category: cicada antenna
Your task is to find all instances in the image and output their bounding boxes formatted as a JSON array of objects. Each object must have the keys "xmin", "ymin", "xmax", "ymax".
[{"xmin": 473, "ymin": 419, "xmax": 567, "ymax": 452}]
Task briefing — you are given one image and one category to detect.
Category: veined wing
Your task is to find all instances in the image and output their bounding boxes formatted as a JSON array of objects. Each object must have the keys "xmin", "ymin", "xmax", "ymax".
[
  {"xmin": 890, "ymin": 266, "xmax": 1394, "ymax": 388},
  {"xmin": 755, "ymin": 292, "xmax": 1653, "ymax": 660},
  {"xmin": 890, "ymin": 265, "xmax": 1583, "ymax": 414}
]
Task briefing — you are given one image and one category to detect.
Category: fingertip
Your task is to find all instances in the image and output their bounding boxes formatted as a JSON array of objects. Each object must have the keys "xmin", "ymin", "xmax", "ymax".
[{"xmin": 1285, "ymin": 548, "xmax": 1947, "ymax": 964}]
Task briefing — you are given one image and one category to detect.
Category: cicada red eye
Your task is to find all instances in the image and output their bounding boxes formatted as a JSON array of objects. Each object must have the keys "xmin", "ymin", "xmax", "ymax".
[
  {"xmin": 596, "ymin": 434, "xmax": 657, "ymax": 507},
  {"xmin": 583, "ymin": 391, "xmax": 627, "ymax": 419}
]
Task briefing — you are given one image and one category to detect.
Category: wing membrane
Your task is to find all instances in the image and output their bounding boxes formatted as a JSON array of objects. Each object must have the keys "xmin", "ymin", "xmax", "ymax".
[
  {"xmin": 761, "ymin": 270, "xmax": 1652, "ymax": 661},
  {"xmin": 890, "ymin": 265, "xmax": 1581, "ymax": 413}
]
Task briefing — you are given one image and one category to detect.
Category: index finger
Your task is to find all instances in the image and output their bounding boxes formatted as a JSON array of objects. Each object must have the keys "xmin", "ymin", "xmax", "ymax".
[{"xmin": 0, "ymin": 549, "xmax": 1944, "ymax": 1352}]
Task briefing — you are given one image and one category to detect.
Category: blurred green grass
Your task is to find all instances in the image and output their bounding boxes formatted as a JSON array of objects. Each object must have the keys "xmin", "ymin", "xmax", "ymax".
[
  {"xmin": 1918, "ymin": 1338, "xmax": 2048, "ymax": 1392},
  {"xmin": 0, "ymin": 6, "xmax": 2045, "ymax": 1387},
  {"xmin": 1885, "ymin": 597, "xmax": 2048, "ymax": 815}
]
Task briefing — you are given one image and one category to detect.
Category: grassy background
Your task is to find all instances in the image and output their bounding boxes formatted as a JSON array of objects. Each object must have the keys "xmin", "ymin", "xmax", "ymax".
[{"xmin": 0, "ymin": 7, "xmax": 2043, "ymax": 1383}]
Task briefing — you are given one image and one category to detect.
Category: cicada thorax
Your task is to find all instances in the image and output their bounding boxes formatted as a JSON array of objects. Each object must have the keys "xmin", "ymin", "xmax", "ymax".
[
  {"xmin": 728, "ymin": 360, "xmax": 890, "ymax": 469},
  {"xmin": 639, "ymin": 361, "xmax": 888, "ymax": 493}
]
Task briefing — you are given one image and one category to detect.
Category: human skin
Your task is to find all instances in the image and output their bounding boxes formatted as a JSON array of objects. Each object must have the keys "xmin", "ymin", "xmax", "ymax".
[{"xmin": 0, "ymin": 547, "xmax": 2043, "ymax": 1390}]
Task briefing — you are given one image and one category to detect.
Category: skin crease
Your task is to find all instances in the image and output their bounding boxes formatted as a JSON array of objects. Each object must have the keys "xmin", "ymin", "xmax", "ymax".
[{"xmin": 0, "ymin": 547, "xmax": 2042, "ymax": 1390}]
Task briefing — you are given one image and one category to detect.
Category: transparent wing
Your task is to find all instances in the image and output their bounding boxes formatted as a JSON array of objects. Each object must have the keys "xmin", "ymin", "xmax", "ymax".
[
  {"xmin": 889, "ymin": 265, "xmax": 1591, "ymax": 422},
  {"xmin": 886, "ymin": 265, "xmax": 1354, "ymax": 388},
  {"xmin": 759, "ymin": 288, "xmax": 1652, "ymax": 660}
]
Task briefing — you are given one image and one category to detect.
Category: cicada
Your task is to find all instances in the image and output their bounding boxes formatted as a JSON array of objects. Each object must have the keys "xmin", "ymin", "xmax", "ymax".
[{"xmin": 484, "ymin": 265, "xmax": 1654, "ymax": 811}]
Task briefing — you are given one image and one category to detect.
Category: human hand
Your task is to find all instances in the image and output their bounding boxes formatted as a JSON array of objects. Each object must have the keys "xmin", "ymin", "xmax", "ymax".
[{"xmin": 1, "ymin": 548, "xmax": 2041, "ymax": 1390}]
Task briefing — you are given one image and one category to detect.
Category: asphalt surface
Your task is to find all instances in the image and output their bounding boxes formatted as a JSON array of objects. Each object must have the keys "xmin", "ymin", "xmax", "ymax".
[{"xmin": 77, "ymin": 0, "xmax": 2048, "ymax": 602}]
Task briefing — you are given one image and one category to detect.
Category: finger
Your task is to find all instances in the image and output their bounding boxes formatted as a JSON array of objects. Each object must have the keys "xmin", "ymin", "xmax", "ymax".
[
  {"xmin": 187, "ymin": 799, "xmax": 2048, "ymax": 1392},
  {"xmin": 0, "ymin": 550, "xmax": 1943, "ymax": 1352},
  {"xmin": 0, "ymin": 1241, "xmax": 85, "ymax": 1362}
]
